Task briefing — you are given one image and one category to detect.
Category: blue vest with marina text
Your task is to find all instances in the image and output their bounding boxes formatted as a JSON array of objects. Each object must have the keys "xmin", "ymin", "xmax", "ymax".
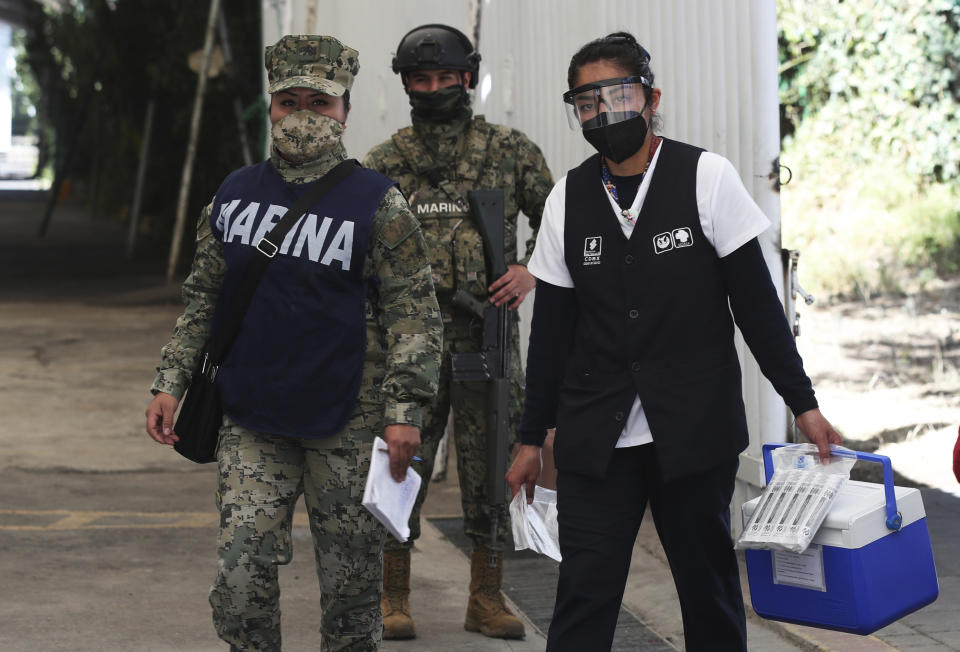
[{"xmin": 209, "ymin": 160, "xmax": 395, "ymax": 438}]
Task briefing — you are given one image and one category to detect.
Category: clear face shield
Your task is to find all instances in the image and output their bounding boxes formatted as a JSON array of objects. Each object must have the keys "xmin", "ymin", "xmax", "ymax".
[{"xmin": 562, "ymin": 76, "xmax": 651, "ymax": 131}]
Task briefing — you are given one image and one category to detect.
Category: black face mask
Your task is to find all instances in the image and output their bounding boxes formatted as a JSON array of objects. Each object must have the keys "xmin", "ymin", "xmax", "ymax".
[
  {"xmin": 408, "ymin": 86, "xmax": 471, "ymax": 122},
  {"xmin": 581, "ymin": 111, "xmax": 647, "ymax": 164}
]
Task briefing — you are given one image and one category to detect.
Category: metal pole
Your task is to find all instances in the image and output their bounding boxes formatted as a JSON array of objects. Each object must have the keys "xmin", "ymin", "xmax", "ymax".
[
  {"xmin": 468, "ymin": 0, "xmax": 483, "ymax": 50},
  {"xmin": 217, "ymin": 7, "xmax": 253, "ymax": 166},
  {"xmin": 126, "ymin": 97, "xmax": 156, "ymax": 258},
  {"xmin": 37, "ymin": 84, "xmax": 97, "ymax": 237},
  {"xmin": 305, "ymin": 0, "xmax": 319, "ymax": 32},
  {"xmin": 89, "ymin": 96, "xmax": 102, "ymax": 220},
  {"xmin": 165, "ymin": 0, "xmax": 222, "ymax": 283}
]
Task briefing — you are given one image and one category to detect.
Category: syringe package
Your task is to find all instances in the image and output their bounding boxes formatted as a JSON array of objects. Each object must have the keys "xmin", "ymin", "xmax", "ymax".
[{"xmin": 736, "ymin": 444, "xmax": 856, "ymax": 554}]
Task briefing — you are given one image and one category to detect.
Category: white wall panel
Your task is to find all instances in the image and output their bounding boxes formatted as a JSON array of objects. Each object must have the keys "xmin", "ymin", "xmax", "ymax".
[
  {"xmin": 265, "ymin": 0, "xmax": 787, "ymax": 505},
  {"xmin": 261, "ymin": 0, "xmax": 473, "ymax": 159}
]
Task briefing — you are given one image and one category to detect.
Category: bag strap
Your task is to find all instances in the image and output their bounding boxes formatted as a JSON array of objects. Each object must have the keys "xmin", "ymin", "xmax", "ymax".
[{"xmin": 207, "ymin": 158, "xmax": 359, "ymax": 364}]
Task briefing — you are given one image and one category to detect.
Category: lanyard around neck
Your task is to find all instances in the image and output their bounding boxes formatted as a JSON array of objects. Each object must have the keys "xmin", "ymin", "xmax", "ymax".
[{"xmin": 600, "ymin": 136, "xmax": 661, "ymax": 227}]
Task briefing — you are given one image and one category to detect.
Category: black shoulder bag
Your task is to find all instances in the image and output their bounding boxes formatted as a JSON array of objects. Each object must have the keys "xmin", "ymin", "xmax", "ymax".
[{"xmin": 173, "ymin": 159, "xmax": 359, "ymax": 463}]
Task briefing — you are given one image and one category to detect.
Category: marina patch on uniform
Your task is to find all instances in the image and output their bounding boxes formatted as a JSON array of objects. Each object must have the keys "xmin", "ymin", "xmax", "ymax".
[
  {"xmin": 653, "ymin": 227, "xmax": 694, "ymax": 255},
  {"xmin": 583, "ymin": 236, "xmax": 602, "ymax": 265},
  {"xmin": 413, "ymin": 199, "xmax": 468, "ymax": 215}
]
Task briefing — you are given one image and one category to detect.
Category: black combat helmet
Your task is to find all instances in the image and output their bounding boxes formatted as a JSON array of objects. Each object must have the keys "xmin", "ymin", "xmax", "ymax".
[{"xmin": 392, "ymin": 24, "xmax": 480, "ymax": 88}]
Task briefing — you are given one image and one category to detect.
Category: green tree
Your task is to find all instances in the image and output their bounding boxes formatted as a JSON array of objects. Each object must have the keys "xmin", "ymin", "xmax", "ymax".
[
  {"xmin": 19, "ymin": 0, "xmax": 264, "ymax": 260},
  {"xmin": 779, "ymin": 0, "xmax": 960, "ymax": 297}
]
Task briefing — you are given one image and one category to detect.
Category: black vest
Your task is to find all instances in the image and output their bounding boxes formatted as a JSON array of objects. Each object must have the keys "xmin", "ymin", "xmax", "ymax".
[
  {"xmin": 210, "ymin": 161, "xmax": 395, "ymax": 438},
  {"xmin": 558, "ymin": 140, "xmax": 748, "ymax": 480}
]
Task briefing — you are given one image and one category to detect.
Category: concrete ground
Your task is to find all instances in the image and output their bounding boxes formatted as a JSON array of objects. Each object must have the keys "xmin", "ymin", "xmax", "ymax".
[{"xmin": 1, "ymin": 194, "xmax": 956, "ymax": 651}]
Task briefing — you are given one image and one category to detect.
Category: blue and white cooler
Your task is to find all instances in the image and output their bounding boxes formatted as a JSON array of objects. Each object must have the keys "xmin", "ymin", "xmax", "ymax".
[{"xmin": 741, "ymin": 443, "xmax": 939, "ymax": 634}]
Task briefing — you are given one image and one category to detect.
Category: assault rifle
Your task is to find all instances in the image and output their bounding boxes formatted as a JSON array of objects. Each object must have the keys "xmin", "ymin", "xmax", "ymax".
[{"xmin": 450, "ymin": 189, "xmax": 511, "ymax": 564}]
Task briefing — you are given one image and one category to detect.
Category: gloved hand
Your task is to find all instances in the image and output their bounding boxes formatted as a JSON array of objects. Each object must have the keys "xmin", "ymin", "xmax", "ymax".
[{"xmin": 953, "ymin": 425, "xmax": 960, "ymax": 484}]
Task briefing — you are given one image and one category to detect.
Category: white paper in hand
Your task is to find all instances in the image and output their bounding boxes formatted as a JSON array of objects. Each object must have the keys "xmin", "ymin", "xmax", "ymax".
[
  {"xmin": 510, "ymin": 485, "xmax": 562, "ymax": 561},
  {"xmin": 362, "ymin": 436, "xmax": 422, "ymax": 542}
]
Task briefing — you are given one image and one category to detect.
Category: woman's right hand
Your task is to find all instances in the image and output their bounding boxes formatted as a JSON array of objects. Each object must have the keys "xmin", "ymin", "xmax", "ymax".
[
  {"xmin": 506, "ymin": 445, "xmax": 542, "ymax": 504},
  {"xmin": 145, "ymin": 392, "xmax": 180, "ymax": 445}
]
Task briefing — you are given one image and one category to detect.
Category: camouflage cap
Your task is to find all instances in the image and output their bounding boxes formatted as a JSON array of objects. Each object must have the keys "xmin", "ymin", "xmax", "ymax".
[{"xmin": 265, "ymin": 34, "xmax": 360, "ymax": 97}]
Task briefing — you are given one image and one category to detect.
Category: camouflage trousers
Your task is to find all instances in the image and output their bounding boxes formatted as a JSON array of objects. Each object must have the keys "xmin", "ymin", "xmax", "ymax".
[
  {"xmin": 385, "ymin": 318, "xmax": 522, "ymax": 553},
  {"xmin": 210, "ymin": 415, "xmax": 385, "ymax": 651}
]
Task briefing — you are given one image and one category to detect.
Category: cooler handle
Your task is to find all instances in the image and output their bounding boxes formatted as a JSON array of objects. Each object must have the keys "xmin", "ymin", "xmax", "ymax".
[{"xmin": 761, "ymin": 443, "xmax": 902, "ymax": 532}]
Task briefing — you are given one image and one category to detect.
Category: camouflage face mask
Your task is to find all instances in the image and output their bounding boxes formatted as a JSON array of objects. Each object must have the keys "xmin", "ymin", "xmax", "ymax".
[
  {"xmin": 408, "ymin": 85, "xmax": 471, "ymax": 122},
  {"xmin": 271, "ymin": 110, "xmax": 344, "ymax": 164}
]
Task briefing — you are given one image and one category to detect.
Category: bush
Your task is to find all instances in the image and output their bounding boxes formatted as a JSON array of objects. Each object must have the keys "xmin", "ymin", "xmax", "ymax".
[{"xmin": 779, "ymin": 0, "xmax": 960, "ymax": 298}]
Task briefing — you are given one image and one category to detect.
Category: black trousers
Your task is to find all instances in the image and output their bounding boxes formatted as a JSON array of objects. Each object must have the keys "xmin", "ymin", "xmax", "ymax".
[{"xmin": 546, "ymin": 445, "xmax": 746, "ymax": 652}]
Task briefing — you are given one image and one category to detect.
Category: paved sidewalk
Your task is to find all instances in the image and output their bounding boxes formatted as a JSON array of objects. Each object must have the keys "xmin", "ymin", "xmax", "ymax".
[
  {"xmin": 613, "ymin": 485, "xmax": 956, "ymax": 652},
  {"xmin": 1, "ymin": 193, "xmax": 956, "ymax": 650},
  {"xmin": 381, "ymin": 520, "xmax": 547, "ymax": 652}
]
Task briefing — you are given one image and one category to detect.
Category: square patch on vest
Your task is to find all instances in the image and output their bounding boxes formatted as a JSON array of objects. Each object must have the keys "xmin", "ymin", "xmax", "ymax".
[
  {"xmin": 653, "ymin": 232, "xmax": 674, "ymax": 254},
  {"xmin": 583, "ymin": 236, "xmax": 602, "ymax": 265},
  {"xmin": 673, "ymin": 227, "xmax": 693, "ymax": 248}
]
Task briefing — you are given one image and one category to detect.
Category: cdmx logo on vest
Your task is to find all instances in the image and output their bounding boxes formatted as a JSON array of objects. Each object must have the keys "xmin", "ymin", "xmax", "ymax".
[
  {"xmin": 583, "ymin": 236, "xmax": 602, "ymax": 266},
  {"xmin": 653, "ymin": 227, "xmax": 694, "ymax": 255}
]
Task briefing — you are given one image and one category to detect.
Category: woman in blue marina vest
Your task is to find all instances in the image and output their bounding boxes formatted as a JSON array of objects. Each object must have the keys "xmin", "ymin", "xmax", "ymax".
[
  {"xmin": 145, "ymin": 35, "xmax": 442, "ymax": 650},
  {"xmin": 506, "ymin": 32, "xmax": 842, "ymax": 651}
]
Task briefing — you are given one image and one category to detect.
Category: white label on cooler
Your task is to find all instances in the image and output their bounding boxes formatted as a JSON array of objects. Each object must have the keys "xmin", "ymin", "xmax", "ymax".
[{"xmin": 772, "ymin": 544, "xmax": 826, "ymax": 592}]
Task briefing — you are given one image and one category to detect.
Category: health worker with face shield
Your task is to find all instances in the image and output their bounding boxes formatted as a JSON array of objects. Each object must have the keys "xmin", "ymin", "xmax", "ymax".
[
  {"xmin": 505, "ymin": 32, "xmax": 842, "ymax": 652},
  {"xmin": 145, "ymin": 34, "xmax": 442, "ymax": 651},
  {"xmin": 364, "ymin": 23, "xmax": 553, "ymax": 642}
]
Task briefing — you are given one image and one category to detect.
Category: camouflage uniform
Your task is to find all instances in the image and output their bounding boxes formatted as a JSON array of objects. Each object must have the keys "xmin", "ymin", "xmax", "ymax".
[
  {"xmin": 364, "ymin": 113, "xmax": 553, "ymax": 551},
  {"xmin": 151, "ymin": 35, "xmax": 442, "ymax": 652}
]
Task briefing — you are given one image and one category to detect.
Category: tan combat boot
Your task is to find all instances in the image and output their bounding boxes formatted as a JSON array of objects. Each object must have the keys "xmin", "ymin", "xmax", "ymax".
[
  {"xmin": 464, "ymin": 547, "xmax": 525, "ymax": 639},
  {"xmin": 382, "ymin": 549, "xmax": 416, "ymax": 639}
]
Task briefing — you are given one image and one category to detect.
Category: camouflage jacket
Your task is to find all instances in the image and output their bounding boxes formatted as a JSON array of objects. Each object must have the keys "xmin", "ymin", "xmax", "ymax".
[
  {"xmin": 363, "ymin": 114, "xmax": 553, "ymax": 309},
  {"xmin": 151, "ymin": 141, "xmax": 443, "ymax": 430}
]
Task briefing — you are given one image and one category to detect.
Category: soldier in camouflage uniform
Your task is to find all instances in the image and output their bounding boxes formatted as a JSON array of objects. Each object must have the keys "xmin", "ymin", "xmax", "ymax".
[
  {"xmin": 145, "ymin": 34, "xmax": 442, "ymax": 651},
  {"xmin": 363, "ymin": 24, "xmax": 553, "ymax": 641}
]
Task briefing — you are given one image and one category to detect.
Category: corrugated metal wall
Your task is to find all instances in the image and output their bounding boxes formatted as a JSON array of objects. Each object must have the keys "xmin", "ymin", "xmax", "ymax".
[
  {"xmin": 262, "ymin": 0, "xmax": 474, "ymax": 157},
  {"xmin": 262, "ymin": 0, "xmax": 786, "ymax": 513}
]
